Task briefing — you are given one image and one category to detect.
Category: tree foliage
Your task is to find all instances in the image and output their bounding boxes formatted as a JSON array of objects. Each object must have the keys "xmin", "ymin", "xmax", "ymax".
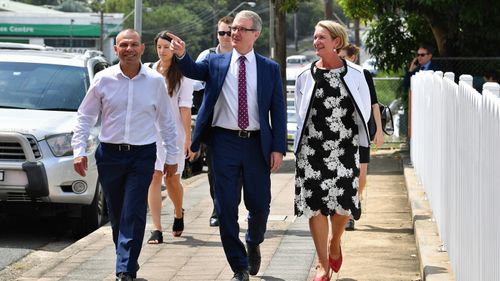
[{"xmin": 339, "ymin": 0, "xmax": 500, "ymax": 73}]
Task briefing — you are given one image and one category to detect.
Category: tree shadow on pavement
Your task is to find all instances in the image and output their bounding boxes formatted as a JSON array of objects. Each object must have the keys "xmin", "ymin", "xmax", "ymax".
[
  {"xmin": 165, "ymin": 235, "xmax": 222, "ymax": 248},
  {"xmin": 264, "ymin": 228, "xmax": 313, "ymax": 239},
  {"xmin": 355, "ymin": 224, "xmax": 414, "ymax": 234},
  {"xmin": 275, "ymin": 157, "xmax": 295, "ymax": 174},
  {"xmin": 259, "ymin": 276, "xmax": 286, "ymax": 281}
]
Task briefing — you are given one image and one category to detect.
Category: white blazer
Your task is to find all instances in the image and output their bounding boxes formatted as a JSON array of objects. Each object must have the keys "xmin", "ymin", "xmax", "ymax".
[{"xmin": 293, "ymin": 60, "xmax": 371, "ymax": 154}]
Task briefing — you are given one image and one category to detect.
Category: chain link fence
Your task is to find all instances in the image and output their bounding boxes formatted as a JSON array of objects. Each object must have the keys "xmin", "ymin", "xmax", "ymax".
[
  {"xmin": 373, "ymin": 77, "xmax": 406, "ymax": 143},
  {"xmin": 433, "ymin": 57, "xmax": 500, "ymax": 91}
]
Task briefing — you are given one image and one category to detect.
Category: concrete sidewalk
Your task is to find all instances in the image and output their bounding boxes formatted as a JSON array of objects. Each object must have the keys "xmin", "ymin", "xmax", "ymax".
[{"xmin": 10, "ymin": 148, "xmax": 448, "ymax": 281}]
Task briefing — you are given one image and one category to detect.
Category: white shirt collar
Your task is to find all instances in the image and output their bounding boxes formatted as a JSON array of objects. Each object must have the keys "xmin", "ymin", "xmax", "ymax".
[
  {"xmin": 112, "ymin": 63, "xmax": 148, "ymax": 79},
  {"xmin": 231, "ymin": 49, "xmax": 256, "ymax": 65}
]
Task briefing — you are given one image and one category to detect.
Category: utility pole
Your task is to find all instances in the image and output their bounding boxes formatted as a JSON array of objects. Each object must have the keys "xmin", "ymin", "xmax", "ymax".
[
  {"xmin": 134, "ymin": 0, "xmax": 142, "ymax": 35},
  {"xmin": 324, "ymin": 0, "xmax": 333, "ymax": 20},
  {"xmin": 212, "ymin": 0, "xmax": 217, "ymax": 46},
  {"xmin": 269, "ymin": 0, "xmax": 274, "ymax": 59},
  {"xmin": 294, "ymin": 13, "xmax": 298, "ymax": 52},
  {"xmin": 70, "ymin": 19, "xmax": 74, "ymax": 52},
  {"xmin": 100, "ymin": 10, "xmax": 104, "ymax": 51}
]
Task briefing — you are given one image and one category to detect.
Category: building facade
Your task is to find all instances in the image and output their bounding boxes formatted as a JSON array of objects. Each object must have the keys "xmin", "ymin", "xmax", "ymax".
[{"xmin": 0, "ymin": 0, "xmax": 123, "ymax": 61}]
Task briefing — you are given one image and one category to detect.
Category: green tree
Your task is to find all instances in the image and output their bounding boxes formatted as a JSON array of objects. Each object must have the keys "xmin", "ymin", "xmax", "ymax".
[
  {"xmin": 141, "ymin": 5, "xmax": 204, "ymax": 62},
  {"xmin": 338, "ymin": 0, "xmax": 500, "ymax": 72},
  {"xmin": 56, "ymin": 0, "xmax": 91, "ymax": 12}
]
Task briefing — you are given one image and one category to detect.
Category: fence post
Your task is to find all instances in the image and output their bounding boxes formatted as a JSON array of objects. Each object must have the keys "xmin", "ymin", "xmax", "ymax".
[
  {"xmin": 483, "ymin": 82, "xmax": 500, "ymax": 97},
  {"xmin": 460, "ymin": 74, "xmax": 473, "ymax": 87},
  {"xmin": 444, "ymin": 72, "xmax": 455, "ymax": 82}
]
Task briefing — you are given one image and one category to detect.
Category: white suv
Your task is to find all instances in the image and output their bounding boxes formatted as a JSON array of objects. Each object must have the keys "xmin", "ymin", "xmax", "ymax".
[{"xmin": 0, "ymin": 47, "xmax": 110, "ymax": 235}]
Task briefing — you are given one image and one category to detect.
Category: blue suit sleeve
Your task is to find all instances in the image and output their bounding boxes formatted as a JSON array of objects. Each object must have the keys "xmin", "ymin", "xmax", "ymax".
[
  {"xmin": 270, "ymin": 62, "xmax": 287, "ymax": 154},
  {"xmin": 176, "ymin": 52, "xmax": 210, "ymax": 82}
]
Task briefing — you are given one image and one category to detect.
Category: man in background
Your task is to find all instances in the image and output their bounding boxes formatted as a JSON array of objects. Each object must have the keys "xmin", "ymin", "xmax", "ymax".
[{"xmin": 193, "ymin": 16, "xmax": 234, "ymax": 227}]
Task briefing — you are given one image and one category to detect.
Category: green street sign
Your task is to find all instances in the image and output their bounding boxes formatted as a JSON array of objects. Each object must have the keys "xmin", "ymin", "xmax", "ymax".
[{"xmin": 0, "ymin": 23, "xmax": 100, "ymax": 37}]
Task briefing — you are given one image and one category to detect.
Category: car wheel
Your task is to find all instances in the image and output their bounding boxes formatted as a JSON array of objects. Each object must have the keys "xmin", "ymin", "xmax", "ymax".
[{"xmin": 75, "ymin": 180, "xmax": 108, "ymax": 236}]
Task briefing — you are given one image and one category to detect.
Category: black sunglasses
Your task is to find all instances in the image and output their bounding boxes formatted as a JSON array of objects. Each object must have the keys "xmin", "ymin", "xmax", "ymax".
[
  {"xmin": 417, "ymin": 53, "xmax": 428, "ymax": 57},
  {"xmin": 218, "ymin": 31, "xmax": 231, "ymax": 36}
]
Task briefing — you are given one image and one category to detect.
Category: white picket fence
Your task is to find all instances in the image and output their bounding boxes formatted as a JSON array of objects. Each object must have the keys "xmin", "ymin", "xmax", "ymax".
[{"xmin": 410, "ymin": 71, "xmax": 500, "ymax": 281}]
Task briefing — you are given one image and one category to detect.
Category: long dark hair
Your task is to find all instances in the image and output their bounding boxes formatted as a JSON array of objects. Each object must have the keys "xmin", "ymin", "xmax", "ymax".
[{"xmin": 154, "ymin": 30, "xmax": 182, "ymax": 97}]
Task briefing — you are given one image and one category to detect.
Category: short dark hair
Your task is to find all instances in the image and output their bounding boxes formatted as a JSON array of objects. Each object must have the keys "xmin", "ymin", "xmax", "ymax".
[
  {"xmin": 419, "ymin": 43, "xmax": 434, "ymax": 55},
  {"xmin": 484, "ymin": 69, "xmax": 499, "ymax": 81},
  {"xmin": 218, "ymin": 16, "xmax": 233, "ymax": 26}
]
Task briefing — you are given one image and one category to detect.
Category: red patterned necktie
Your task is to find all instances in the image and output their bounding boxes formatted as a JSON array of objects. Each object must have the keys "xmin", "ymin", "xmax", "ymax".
[{"xmin": 238, "ymin": 56, "xmax": 249, "ymax": 130}]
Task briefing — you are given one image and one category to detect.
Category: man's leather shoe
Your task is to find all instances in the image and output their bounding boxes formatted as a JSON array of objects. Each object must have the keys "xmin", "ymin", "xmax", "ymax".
[
  {"xmin": 247, "ymin": 243, "xmax": 261, "ymax": 275},
  {"xmin": 116, "ymin": 272, "xmax": 134, "ymax": 281},
  {"xmin": 230, "ymin": 270, "xmax": 249, "ymax": 281},
  {"xmin": 209, "ymin": 216, "xmax": 219, "ymax": 227}
]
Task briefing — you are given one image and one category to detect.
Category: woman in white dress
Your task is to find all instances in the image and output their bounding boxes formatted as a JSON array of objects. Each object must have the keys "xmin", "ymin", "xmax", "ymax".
[{"xmin": 147, "ymin": 31, "xmax": 194, "ymax": 244}]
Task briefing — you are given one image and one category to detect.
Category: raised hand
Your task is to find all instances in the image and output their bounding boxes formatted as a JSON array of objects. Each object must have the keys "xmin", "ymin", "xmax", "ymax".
[{"xmin": 167, "ymin": 32, "xmax": 186, "ymax": 57}]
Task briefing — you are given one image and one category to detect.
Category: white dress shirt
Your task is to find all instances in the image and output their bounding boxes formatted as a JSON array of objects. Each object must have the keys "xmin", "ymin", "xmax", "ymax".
[
  {"xmin": 212, "ymin": 49, "xmax": 260, "ymax": 130},
  {"xmin": 72, "ymin": 64, "xmax": 179, "ymax": 164}
]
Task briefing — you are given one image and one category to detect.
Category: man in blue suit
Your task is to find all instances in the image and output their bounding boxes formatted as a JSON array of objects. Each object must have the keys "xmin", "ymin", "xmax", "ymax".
[{"xmin": 168, "ymin": 10, "xmax": 286, "ymax": 281}]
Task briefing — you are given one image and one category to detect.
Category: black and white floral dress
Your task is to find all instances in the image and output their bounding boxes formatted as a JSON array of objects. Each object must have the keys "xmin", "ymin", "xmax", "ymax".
[{"xmin": 294, "ymin": 65, "xmax": 361, "ymax": 219}]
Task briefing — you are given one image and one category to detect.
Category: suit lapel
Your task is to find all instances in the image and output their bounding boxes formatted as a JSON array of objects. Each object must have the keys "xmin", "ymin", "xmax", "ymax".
[{"xmin": 218, "ymin": 54, "xmax": 232, "ymax": 92}]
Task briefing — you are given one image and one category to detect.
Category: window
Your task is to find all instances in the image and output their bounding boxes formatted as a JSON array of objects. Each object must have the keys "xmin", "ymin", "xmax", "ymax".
[{"xmin": 0, "ymin": 62, "xmax": 89, "ymax": 111}]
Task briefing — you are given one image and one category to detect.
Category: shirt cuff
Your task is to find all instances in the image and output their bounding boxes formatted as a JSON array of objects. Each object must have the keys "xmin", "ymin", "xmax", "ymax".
[
  {"xmin": 175, "ymin": 52, "xmax": 186, "ymax": 60},
  {"xmin": 73, "ymin": 146, "xmax": 87, "ymax": 158}
]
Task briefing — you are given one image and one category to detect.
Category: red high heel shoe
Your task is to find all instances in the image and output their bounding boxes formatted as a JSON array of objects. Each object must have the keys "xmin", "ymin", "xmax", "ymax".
[
  {"xmin": 329, "ymin": 245, "xmax": 343, "ymax": 273},
  {"xmin": 313, "ymin": 274, "xmax": 330, "ymax": 281}
]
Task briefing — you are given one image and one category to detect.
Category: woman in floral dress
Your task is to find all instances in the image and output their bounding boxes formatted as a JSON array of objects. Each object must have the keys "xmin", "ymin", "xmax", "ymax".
[{"xmin": 293, "ymin": 20, "xmax": 371, "ymax": 280}]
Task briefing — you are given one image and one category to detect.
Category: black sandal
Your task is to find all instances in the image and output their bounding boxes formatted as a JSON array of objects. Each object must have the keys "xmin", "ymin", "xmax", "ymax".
[
  {"xmin": 172, "ymin": 209, "xmax": 184, "ymax": 237},
  {"xmin": 147, "ymin": 230, "xmax": 163, "ymax": 244}
]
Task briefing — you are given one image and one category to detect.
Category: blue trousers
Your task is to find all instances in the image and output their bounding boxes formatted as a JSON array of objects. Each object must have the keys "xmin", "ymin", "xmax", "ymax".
[
  {"xmin": 95, "ymin": 143, "xmax": 156, "ymax": 277},
  {"xmin": 211, "ymin": 128, "xmax": 271, "ymax": 272}
]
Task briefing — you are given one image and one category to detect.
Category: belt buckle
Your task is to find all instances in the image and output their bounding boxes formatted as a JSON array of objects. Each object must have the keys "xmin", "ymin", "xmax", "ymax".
[
  {"xmin": 119, "ymin": 144, "xmax": 131, "ymax": 151},
  {"xmin": 238, "ymin": 130, "xmax": 250, "ymax": 138}
]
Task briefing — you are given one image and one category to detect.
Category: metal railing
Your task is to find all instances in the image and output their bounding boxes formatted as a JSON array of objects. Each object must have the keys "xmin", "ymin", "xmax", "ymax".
[{"xmin": 410, "ymin": 70, "xmax": 500, "ymax": 281}]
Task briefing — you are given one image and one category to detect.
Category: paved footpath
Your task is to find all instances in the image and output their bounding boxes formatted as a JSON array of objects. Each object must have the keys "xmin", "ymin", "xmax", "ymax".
[{"xmin": 10, "ymin": 149, "xmax": 426, "ymax": 281}]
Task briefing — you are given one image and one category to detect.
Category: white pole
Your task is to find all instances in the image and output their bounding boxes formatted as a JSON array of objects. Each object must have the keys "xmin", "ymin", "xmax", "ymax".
[{"xmin": 134, "ymin": 0, "xmax": 142, "ymax": 35}]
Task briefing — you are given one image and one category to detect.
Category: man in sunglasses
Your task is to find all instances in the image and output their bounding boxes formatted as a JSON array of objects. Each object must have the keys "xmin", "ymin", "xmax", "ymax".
[
  {"xmin": 403, "ymin": 44, "xmax": 437, "ymax": 91},
  {"xmin": 192, "ymin": 16, "xmax": 234, "ymax": 228},
  {"xmin": 168, "ymin": 10, "xmax": 286, "ymax": 281}
]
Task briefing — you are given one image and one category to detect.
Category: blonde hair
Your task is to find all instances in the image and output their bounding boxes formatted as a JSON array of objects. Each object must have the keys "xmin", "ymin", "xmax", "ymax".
[{"xmin": 315, "ymin": 20, "xmax": 348, "ymax": 52}]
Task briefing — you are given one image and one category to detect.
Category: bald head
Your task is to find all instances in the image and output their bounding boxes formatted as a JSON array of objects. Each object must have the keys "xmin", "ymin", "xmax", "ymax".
[
  {"xmin": 116, "ymin": 29, "xmax": 142, "ymax": 44},
  {"xmin": 114, "ymin": 29, "xmax": 144, "ymax": 76}
]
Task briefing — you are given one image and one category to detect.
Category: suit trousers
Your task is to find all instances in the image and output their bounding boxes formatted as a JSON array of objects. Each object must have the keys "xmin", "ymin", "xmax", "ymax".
[
  {"xmin": 95, "ymin": 142, "xmax": 156, "ymax": 277},
  {"xmin": 210, "ymin": 127, "xmax": 271, "ymax": 272}
]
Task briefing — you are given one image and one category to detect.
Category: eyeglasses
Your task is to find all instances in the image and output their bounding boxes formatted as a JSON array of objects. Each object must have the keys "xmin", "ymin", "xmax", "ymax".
[
  {"xmin": 417, "ymin": 53, "xmax": 428, "ymax": 57},
  {"xmin": 217, "ymin": 31, "xmax": 231, "ymax": 37},
  {"xmin": 229, "ymin": 26, "xmax": 257, "ymax": 33}
]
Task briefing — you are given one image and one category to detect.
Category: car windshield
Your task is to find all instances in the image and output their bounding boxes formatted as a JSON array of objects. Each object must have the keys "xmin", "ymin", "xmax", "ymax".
[{"xmin": 0, "ymin": 62, "xmax": 89, "ymax": 111}]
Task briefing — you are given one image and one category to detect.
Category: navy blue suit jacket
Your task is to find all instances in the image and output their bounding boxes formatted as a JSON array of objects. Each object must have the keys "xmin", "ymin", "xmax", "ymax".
[
  {"xmin": 177, "ymin": 51, "xmax": 286, "ymax": 165},
  {"xmin": 403, "ymin": 60, "xmax": 438, "ymax": 91}
]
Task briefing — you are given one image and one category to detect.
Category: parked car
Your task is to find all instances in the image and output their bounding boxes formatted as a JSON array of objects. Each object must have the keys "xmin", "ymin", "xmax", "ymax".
[
  {"xmin": 286, "ymin": 55, "xmax": 309, "ymax": 67},
  {"xmin": 0, "ymin": 47, "xmax": 110, "ymax": 235},
  {"xmin": 0, "ymin": 42, "xmax": 54, "ymax": 51},
  {"xmin": 287, "ymin": 108, "xmax": 297, "ymax": 152},
  {"xmin": 362, "ymin": 58, "xmax": 378, "ymax": 76}
]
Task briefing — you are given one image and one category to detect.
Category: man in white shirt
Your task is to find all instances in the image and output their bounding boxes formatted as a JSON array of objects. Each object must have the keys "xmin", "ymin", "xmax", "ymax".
[{"xmin": 72, "ymin": 29, "xmax": 178, "ymax": 281}]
